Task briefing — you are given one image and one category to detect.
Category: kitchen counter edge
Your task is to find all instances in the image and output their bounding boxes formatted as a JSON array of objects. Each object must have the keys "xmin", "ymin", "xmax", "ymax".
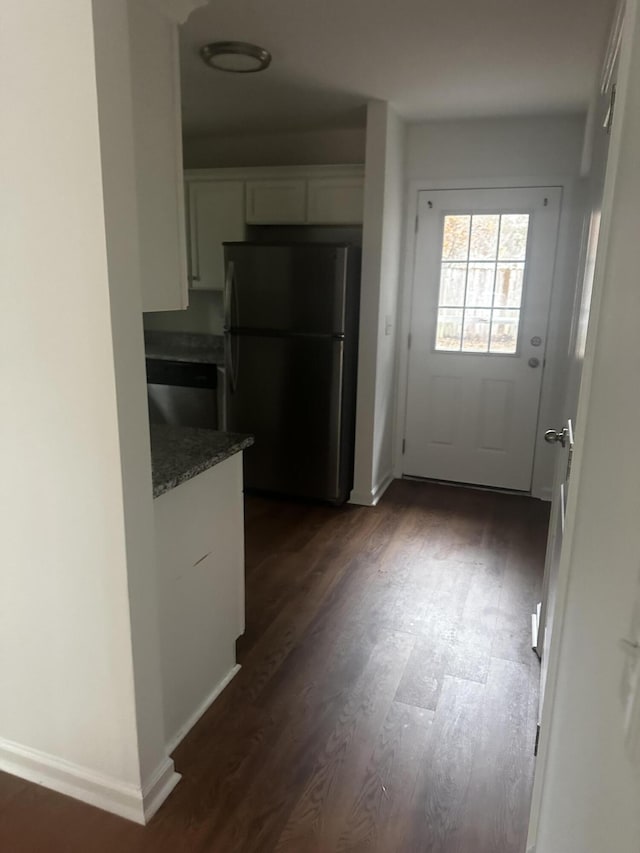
[{"xmin": 151, "ymin": 425, "xmax": 254, "ymax": 499}]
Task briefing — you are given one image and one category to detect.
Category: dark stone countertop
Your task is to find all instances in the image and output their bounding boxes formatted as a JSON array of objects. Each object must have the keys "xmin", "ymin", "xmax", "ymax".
[
  {"xmin": 144, "ymin": 330, "xmax": 224, "ymax": 365},
  {"xmin": 150, "ymin": 425, "xmax": 253, "ymax": 498}
]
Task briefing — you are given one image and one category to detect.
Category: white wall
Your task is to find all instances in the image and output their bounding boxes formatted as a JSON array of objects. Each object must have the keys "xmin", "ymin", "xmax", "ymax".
[
  {"xmin": 183, "ymin": 125, "xmax": 366, "ymax": 169},
  {"xmin": 92, "ymin": 0, "xmax": 173, "ymax": 798},
  {"xmin": 398, "ymin": 114, "xmax": 587, "ymax": 497},
  {"xmin": 351, "ymin": 102, "xmax": 406, "ymax": 505},
  {"xmin": 0, "ymin": 0, "xmax": 172, "ymax": 823},
  {"xmin": 530, "ymin": 1, "xmax": 640, "ymax": 849},
  {"xmin": 405, "ymin": 115, "xmax": 586, "ymax": 181}
]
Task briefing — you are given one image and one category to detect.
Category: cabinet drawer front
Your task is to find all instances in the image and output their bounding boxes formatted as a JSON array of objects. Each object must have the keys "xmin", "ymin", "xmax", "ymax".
[
  {"xmin": 245, "ymin": 179, "xmax": 306, "ymax": 223},
  {"xmin": 306, "ymin": 177, "xmax": 364, "ymax": 224}
]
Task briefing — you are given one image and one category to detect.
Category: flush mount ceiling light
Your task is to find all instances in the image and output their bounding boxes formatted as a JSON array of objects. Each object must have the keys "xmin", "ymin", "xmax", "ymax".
[{"xmin": 200, "ymin": 41, "xmax": 272, "ymax": 73}]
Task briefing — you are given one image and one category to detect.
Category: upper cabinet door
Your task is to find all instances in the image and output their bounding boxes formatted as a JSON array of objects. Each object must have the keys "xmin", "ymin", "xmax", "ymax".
[
  {"xmin": 307, "ymin": 177, "xmax": 364, "ymax": 224},
  {"xmin": 245, "ymin": 179, "xmax": 306, "ymax": 224},
  {"xmin": 188, "ymin": 180, "xmax": 245, "ymax": 291},
  {"xmin": 128, "ymin": 0, "xmax": 188, "ymax": 312}
]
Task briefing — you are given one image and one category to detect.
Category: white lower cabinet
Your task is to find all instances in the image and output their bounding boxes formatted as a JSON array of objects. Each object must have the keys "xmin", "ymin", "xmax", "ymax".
[
  {"xmin": 187, "ymin": 180, "xmax": 245, "ymax": 291},
  {"xmin": 154, "ymin": 454, "xmax": 245, "ymax": 751}
]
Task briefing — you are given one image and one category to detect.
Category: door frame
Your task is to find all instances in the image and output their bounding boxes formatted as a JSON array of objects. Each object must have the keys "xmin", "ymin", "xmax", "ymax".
[
  {"xmin": 394, "ymin": 175, "xmax": 584, "ymax": 499},
  {"xmin": 402, "ymin": 186, "xmax": 561, "ymax": 492},
  {"xmin": 527, "ymin": 0, "xmax": 634, "ymax": 848}
]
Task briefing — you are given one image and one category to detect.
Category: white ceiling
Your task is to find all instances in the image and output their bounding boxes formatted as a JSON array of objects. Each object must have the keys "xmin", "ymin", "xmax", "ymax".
[{"xmin": 180, "ymin": 0, "xmax": 617, "ymax": 137}]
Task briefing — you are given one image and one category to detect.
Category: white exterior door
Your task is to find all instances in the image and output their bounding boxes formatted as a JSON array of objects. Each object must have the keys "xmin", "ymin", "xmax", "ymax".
[{"xmin": 404, "ymin": 187, "xmax": 561, "ymax": 491}]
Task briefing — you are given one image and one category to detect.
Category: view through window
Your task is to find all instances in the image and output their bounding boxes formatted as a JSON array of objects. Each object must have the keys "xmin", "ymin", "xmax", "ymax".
[{"xmin": 435, "ymin": 213, "xmax": 530, "ymax": 354}]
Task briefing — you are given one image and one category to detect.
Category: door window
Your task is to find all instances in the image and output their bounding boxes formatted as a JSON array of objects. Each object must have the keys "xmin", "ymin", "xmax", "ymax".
[{"xmin": 435, "ymin": 213, "xmax": 530, "ymax": 354}]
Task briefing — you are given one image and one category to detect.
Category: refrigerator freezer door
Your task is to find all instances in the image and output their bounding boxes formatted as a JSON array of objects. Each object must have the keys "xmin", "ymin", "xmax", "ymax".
[
  {"xmin": 226, "ymin": 332, "xmax": 347, "ymax": 502},
  {"xmin": 224, "ymin": 244, "xmax": 348, "ymax": 335}
]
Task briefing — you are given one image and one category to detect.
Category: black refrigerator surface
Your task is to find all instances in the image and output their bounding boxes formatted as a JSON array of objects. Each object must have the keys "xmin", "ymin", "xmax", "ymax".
[{"xmin": 223, "ymin": 242, "xmax": 361, "ymax": 504}]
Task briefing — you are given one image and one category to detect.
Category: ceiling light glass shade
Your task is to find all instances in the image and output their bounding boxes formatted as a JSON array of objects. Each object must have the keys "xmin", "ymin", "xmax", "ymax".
[{"xmin": 200, "ymin": 41, "xmax": 271, "ymax": 73}]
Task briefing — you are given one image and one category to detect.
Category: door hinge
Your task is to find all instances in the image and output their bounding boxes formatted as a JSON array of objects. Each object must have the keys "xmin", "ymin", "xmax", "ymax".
[
  {"xmin": 408, "ymin": 333, "xmax": 412, "ymax": 350},
  {"xmin": 604, "ymin": 84, "xmax": 617, "ymax": 134},
  {"xmin": 402, "ymin": 439, "xmax": 406, "ymax": 454},
  {"xmin": 415, "ymin": 214, "xmax": 419, "ymax": 233}
]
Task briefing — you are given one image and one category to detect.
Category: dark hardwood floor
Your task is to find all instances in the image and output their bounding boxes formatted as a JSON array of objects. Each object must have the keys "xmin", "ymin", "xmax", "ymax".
[{"xmin": 0, "ymin": 479, "xmax": 549, "ymax": 853}]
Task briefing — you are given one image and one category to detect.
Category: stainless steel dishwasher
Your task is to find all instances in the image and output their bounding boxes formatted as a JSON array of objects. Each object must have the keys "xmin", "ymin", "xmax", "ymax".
[{"xmin": 146, "ymin": 358, "xmax": 226, "ymax": 430}]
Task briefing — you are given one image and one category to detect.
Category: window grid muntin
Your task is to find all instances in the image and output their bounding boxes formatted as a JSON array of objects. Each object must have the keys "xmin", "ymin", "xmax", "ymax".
[{"xmin": 435, "ymin": 212, "xmax": 529, "ymax": 354}]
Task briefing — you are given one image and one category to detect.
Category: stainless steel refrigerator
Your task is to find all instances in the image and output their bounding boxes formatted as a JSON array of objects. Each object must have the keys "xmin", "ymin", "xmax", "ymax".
[{"xmin": 223, "ymin": 242, "xmax": 361, "ymax": 504}]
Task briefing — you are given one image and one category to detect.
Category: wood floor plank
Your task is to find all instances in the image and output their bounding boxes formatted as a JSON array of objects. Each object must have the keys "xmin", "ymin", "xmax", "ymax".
[
  {"xmin": 274, "ymin": 631, "xmax": 415, "ymax": 853},
  {"xmin": 447, "ymin": 657, "xmax": 539, "ymax": 853},
  {"xmin": 335, "ymin": 701, "xmax": 435, "ymax": 853},
  {"xmin": 405, "ymin": 675, "xmax": 486, "ymax": 853}
]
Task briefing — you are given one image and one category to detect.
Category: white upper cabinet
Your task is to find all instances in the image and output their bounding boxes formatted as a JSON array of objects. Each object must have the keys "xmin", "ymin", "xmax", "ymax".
[
  {"xmin": 245, "ymin": 179, "xmax": 307, "ymax": 224},
  {"xmin": 182, "ymin": 168, "xmax": 364, "ymax": 273},
  {"xmin": 307, "ymin": 177, "xmax": 364, "ymax": 224},
  {"xmin": 187, "ymin": 181, "xmax": 245, "ymax": 291},
  {"xmin": 128, "ymin": 0, "xmax": 188, "ymax": 312}
]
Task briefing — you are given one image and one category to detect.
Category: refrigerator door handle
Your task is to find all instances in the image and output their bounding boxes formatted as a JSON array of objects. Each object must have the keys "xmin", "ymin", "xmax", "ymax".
[
  {"xmin": 232, "ymin": 333, "xmax": 239, "ymax": 393},
  {"xmin": 224, "ymin": 331, "xmax": 240, "ymax": 395},
  {"xmin": 223, "ymin": 261, "xmax": 234, "ymax": 332},
  {"xmin": 216, "ymin": 365, "xmax": 227, "ymax": 431},
  {"xmin": 329, "ymin": 339, "xmax": 345, "ymax": 497}
]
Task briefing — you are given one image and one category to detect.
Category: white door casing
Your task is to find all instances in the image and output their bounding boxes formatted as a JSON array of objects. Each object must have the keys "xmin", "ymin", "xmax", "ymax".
[
  {"xmin": 527, "ymin": 6, "xmax": 624, "ymax": 848},
  {"xmin": 536, "ymin": 420, "xmax": 573, "ymax": 715},
  {"xmin": 403, "ymin": 187, "xmax": 561, "ymax": 491},
  {"xmin": 535, "ymin": 38, "xmax": 617, "ymax": 731}
]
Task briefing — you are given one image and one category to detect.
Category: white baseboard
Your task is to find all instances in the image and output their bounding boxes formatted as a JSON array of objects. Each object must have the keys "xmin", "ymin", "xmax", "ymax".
[
  {"xmin": 0, "ymin": 736, "xmax": 179, "ymax": 825},
  {"xmin": 142, "ymin": 757, "xmax": 181, "ymax": 823},
  {"xmin": 166, "ymin": 664, "xmax": 241, "ymax": 755},
  {"xmin": 349, "ymin": 472, "xmax": 395, "ymax": 507}
]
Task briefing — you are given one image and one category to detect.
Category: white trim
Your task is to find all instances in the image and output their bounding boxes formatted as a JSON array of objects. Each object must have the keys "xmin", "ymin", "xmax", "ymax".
[
  {"xmin": 393, "ymin": 175, "xmax": 580, "ymax": 500},
  {"xmin": 171, "ymin": 23, "xmax": 189, "ymax": 309},
  {"xmin": 350, "ymin": 472, "xmax": 395, "ymax": 506},
  {"xmin": 184, "ymin": 164, "xmax": 364, "ymax": 183},
  {"xmin": 0, "ymin": 737, "xmax": 178, "ymax": 825},
  {"xmin": 165, "ymin": 664, "xmax": 241, "ymax": 755},
  {"xmin": 601, "ymin": 0, "xmax": 626, "ymax": 93},
  {"xmin": 526, "ymin": 0, "xmax": 636, "ymax": 846},
  {"xmin": 142, "ymin": 758, "xmax": 182, "ymax": 823}
]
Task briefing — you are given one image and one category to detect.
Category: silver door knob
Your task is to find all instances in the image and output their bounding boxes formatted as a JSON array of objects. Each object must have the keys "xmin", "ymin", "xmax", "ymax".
[
  {"xmin": 528, "ymin": 357, "xmax": 540, "ymax": 368},
  {"xmin": 544, "ymin": 428, "xmax": 569, "ymax": 447}
]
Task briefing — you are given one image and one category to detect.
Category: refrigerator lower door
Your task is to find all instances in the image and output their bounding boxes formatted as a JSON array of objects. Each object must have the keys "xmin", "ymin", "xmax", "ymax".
[{"xmin": 226, "ymin": 332, "xmax": 347, "ymax": 502}]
